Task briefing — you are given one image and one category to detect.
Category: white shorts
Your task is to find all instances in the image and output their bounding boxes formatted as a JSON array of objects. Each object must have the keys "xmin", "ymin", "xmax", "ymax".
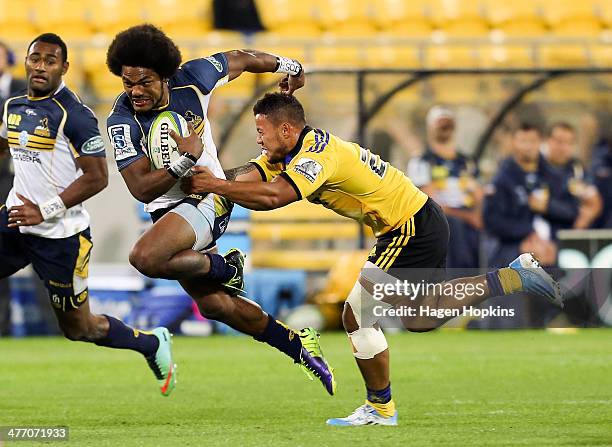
[{"xmin": 169, "ymin": 194, "xmax": 218, "ymax": 252}]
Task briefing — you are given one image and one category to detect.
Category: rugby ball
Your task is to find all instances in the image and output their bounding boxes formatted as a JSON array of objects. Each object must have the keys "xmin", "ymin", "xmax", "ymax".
[{"xmin": 147, "ymin": 111, "xmax": 190, "ymax": 169}]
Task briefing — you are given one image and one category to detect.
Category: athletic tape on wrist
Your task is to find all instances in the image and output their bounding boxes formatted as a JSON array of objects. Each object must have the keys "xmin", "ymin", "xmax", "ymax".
[
  {"xmin": 167, "ymin": 152, "xmax": 197, "ymax": 178},
  {"xmin": 39, "ymin": 196, "xmax": 66, "ymax": 220},
  {"xmin": 275, "ymin": 56, "xmax": 303, "ymax": 76}
]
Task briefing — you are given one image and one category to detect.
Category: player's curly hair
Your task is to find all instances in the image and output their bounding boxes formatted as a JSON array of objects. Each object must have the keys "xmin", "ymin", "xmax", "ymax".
[
  {"xmin": 253, "ymin": 93, "xmax": 306, "ymax": 126},
  {"xmin": 106, "ymin": 24, "xmax": 182, "ymax": 78}
]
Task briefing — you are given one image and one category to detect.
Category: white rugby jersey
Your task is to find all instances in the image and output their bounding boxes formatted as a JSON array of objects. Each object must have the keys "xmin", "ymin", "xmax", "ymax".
[
  {"xmin": 0, "ymin": 82, "xmax": 106, "ymax": 238},
  {"xmin": 107, "ymin": 54, "xmax": 229, "ymax": 213}
]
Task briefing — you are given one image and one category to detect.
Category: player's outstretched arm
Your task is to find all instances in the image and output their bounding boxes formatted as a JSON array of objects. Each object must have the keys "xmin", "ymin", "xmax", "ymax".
[
  {"xmin": 183, "ymin": 165, "xmax": 298, "ymax": 210},
  {"xmin": 224, "ymin": 49, "xmax": 305, "ymax": 95},
  {"xmin": 223, "ymin": 163, "xmax": 261, "ymax": 182}
]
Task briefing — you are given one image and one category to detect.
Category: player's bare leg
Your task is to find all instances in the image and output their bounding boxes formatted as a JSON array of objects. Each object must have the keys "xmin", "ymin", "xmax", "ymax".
[
  {"xmin": 179, "ymin": 279, "xmax": 269, "ymax": 335},
  {"xmin": 53, "ymin": 297, "xmax": 176, "ymax": 396},
  {"xmin": 328, "ymin": 254, "xmax": 562, "ymax": 426},
  {"xmin": 129, "ymin": 212, "xmax": 243, "ymax": 293},
  {"xmin": 342, "ymin": 304, "xmax": 389, "ymax": 390},
  {"xmin": 129, "ymin": 212, "xmax": 211, "ymax": 280},
  {"xmin": 180, "ymin": 277, "xmax": 335, "ymax": 394}
]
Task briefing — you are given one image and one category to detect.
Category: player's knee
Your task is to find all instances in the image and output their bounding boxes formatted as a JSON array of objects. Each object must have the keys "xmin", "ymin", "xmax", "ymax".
[
  {"xmin": 129, "ymin": 244, "xmax": 163, "ymax": 278},
  {"xmin": 342, "ymin": 303, "xmax": 359, "ymax": 333},
  {"xmin": 348, "ymin": 327, "xmax": 388, "ymax": 360}
]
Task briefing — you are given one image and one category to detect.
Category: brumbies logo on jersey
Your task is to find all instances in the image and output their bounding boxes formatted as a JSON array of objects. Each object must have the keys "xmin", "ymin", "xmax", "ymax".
[
  {"xmin": 294, "ymin": 157, "xmax": 322, "ymax": 183},
  {"xmin": 34, "ymin": 117, "xmax": 50, "ymax": 137},
  {"xmin": 185, "ymin": 110, "xmax": 203, "ymax": 129}
]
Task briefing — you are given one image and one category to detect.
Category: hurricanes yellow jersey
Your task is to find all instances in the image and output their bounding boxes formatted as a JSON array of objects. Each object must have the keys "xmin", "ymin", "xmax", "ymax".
[{"xmin": 250, "ymin": 126, "xmax": 428, "ymax": 237}]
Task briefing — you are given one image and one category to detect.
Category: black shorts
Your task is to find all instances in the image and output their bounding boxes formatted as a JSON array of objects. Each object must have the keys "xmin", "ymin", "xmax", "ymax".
[
  {"xmin": 0, "ymin": 205, "xmax": 92, "ymax": 312},
  {"xmin": 367, "ymin": 198, "xmax": 449, "ymax": 279}
]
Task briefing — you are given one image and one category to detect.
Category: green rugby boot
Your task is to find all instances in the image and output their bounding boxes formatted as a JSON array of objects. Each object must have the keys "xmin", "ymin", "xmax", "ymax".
[
  {"xmin": 298, "ymin": 327, "xmax": 336, "ymax": 396},
  {"xmin": 145, "ymin": 327, "xmax": 177, "ymax": 397},
  {"xmin": 222, "ymin": 248, "xmax": 246, "ymax": 296}
]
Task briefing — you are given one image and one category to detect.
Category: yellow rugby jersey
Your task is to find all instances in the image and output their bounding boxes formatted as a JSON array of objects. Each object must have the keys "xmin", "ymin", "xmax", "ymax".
[{"xmin": 250, "ymin": 126, "xmax": 428, "ymax": 237}]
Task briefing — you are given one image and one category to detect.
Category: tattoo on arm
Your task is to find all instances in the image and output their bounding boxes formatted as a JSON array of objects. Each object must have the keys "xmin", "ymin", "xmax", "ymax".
[{"xmin": 224, "ymin": 163, "xmax": 256, "ymax": 181}]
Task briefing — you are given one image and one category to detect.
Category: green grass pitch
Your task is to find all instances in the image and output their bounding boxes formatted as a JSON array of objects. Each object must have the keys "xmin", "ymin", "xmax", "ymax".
[{"xmin": 1, "ymin": 329, "xmax": 611, "ymax": 446}]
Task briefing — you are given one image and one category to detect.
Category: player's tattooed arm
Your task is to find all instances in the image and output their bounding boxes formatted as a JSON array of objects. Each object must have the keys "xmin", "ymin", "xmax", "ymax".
[
  {"xmin": 223, "ymin": 163, "xmax": 259, "ymax": 181},
  {"xmin": 184, "ymin": 166, "xmax": 298, "ymax": 210}
]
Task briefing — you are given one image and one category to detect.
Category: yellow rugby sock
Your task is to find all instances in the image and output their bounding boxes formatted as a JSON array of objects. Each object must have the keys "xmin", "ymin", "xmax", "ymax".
[{"xmin": 367, "ymin": 399, "xmax": 396, "ymax": 418}]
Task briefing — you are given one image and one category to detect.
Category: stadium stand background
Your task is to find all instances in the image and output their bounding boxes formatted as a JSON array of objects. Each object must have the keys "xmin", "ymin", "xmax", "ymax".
[{"xmin": 1, "ymin": 0, "xmax": 611, "ymax": 332}]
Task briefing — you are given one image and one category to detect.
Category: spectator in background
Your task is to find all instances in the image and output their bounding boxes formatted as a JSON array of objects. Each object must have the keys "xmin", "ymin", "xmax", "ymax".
[
  {"xmin": 0, "ymin": 41, "xmax": 26, "ymax": 105},
  {"xmin": 213, "ymin": 0, "xmax": 264, "ymax": 33},
  {"xmin": 0, "ymin": 41, "xmax": 26, "ymax": 203},
  {"xmin": 544, "ymin": 122, "xmax": 602, "ymax": 231},
  {"xmin": 591, "ymin": 128, "xmax": 612, "ymax": 229},
  {"xmin": 0, "ymin": 41, "xmax": 26, "ymax": 336},
  {"xmin": 483, "ymin": 123, "xmax": 575, "ymax": 267},
  {"xmin": 407, "ymin": 106, "xmax": 483, "ymax": 269}
]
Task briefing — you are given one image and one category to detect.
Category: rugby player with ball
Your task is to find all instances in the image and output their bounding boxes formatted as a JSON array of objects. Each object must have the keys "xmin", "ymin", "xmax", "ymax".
[{"xmin": 106, "ymin": 25, "xmax": 335, "ymax": 397}]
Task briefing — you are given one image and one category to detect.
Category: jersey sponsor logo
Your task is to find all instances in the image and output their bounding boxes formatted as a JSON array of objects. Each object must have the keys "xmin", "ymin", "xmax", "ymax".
[
  {"xmin": 7, "ymin": 113, "xmax": 21, "ymax": 128},
  {"xmin": 51, "ymin": 294, "xmax": 62, "ymax": 308},
  {"xmin": 109, "ymin": 124, "xmax": 137, "ymax": 161},
  {"xmin": 81, "ymin": 135, "xmax": 106, "ymax": 155},
  {"xmin": 48, "ymin": 280, "xmax": 72, "ymax": 288},
  {"xmin": 25, "ymin": 109, "xmax": 37, "ymax": 116},
  {"xmin": 217, "ymin": 214, "xmax": 230, "ymax": 235},
  {"xmin": 18, "ymin": 130, "xmax": 29, "ymax": 148},
  {"xmin": 293, "ymin": 157, "xmax": 323, "ymax": 183},
  {"xmin": 11, "ymin": 148, "xmax": 42, "ymax": 164},
  {"xmin": 34, "ymin": 117, "xmax": 51, "ymax": 137},
  {"xmin": 205, "ymin": 56, "xmax": 223, "ymax": 73}
]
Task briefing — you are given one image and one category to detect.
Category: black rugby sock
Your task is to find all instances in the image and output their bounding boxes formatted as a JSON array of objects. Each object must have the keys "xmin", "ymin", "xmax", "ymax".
[
  {"xmin": 205, "ymin": 253, "xmax": 237, "ymax": 283},
  {"xmin": 94, "ymin": 315, "xmax": 159, "ymax": 357},
  {"xmin": 254, "ymin": 315, "xmax": 303, "ymax": 363}
]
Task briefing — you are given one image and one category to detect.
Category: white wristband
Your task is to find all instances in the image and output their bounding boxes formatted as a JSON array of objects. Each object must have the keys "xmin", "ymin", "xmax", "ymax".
[
  {"xmin": 167, "ymin": 153, "xmax": 197, "ymax": 178},
  {"xmin": 39, "ymin": 196, "xmax": 66, "ymax": 221},
  {"xmin": 275, "ymin": 56, "xmax": 303, "ymax": 76}
]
